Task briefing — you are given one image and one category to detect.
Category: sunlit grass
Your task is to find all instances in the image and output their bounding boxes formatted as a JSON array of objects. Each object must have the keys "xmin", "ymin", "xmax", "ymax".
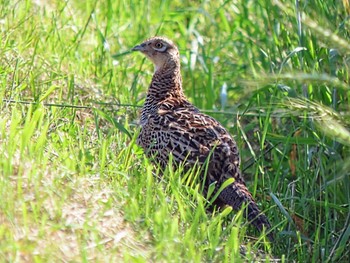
[{"xmin": 0, "ymin": 0, "xmax": 349, "ymax": 262}]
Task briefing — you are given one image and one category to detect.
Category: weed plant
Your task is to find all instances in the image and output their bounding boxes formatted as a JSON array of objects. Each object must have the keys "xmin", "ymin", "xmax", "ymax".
[{"xmin": 0, "ymin": 0, "xmax": 349, "ymax": 262}]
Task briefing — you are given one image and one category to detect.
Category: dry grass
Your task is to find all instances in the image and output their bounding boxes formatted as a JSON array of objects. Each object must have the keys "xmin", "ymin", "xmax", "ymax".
[{"xmin": 0, "ymin": 152, "xmax": 149, "ymax": 262}]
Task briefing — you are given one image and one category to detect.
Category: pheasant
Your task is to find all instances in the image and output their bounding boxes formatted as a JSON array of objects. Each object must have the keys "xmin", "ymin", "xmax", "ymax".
[{"xmin": 132, "ymin": 36, "xmax": 273, "ymax": 241}]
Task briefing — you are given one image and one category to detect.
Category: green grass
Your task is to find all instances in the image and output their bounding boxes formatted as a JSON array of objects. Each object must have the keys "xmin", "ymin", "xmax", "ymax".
[{"xmin": 0, "ymin": 0, "xmax": 349, "ymax": 262}]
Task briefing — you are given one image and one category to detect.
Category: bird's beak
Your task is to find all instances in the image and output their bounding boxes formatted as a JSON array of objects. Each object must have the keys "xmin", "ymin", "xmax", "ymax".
[{"xmin": 131, "ymin": 45, "xmax": 144, "ymax": 52}]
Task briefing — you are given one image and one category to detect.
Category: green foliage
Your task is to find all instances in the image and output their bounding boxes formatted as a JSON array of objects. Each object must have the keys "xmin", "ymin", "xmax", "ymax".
[{"xmin": 0, "ymin": 0, "xmax": 349, "ymax": 262}]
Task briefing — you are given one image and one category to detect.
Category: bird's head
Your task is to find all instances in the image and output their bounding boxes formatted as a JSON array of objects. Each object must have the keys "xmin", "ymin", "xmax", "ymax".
[{"xmin": 132, "ymin": 37, "xmax": 180, "ymax": 71}]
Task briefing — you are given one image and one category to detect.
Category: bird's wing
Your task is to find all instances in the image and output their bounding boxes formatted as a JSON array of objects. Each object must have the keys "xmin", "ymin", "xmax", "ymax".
[{"xmin": 138, "ymin": 106, "xmax": 242, "ymax": 183}]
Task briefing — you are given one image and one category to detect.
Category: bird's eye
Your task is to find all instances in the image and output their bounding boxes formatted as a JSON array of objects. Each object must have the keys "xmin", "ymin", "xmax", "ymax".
[{"xmin": 155, "ymin": 42, "xmax": 163, "ymax": 49}]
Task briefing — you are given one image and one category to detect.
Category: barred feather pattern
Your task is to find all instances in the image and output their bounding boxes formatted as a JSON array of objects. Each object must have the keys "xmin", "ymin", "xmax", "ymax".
[{"xmin": 133, "ymin": 36, "xmax": 273, "ymax": 240}]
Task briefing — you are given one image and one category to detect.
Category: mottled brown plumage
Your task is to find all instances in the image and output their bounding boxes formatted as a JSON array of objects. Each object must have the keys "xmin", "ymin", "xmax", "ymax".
[{"xmin": 132, "ymin": 36, "xmax": 273, "ymax": 240}]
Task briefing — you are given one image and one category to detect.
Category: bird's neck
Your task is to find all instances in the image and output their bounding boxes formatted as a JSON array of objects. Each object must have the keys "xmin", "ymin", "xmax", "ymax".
[
  {"xmin": 140, "ymin": 59, "xmax": 188, "ymax": 125},
  {"xmin": 145, "ymin": 60, "xmax": 186, "ymax": 104}
]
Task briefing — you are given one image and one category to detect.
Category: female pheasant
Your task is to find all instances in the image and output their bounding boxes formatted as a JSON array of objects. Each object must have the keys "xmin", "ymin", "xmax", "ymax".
[{"xmin": 132, "ymin": 36, "xmax": 273, "ymax": 240}]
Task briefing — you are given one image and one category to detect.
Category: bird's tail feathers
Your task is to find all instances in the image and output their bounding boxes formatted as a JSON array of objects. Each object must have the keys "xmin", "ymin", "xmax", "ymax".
[{"xmin": 219, "ymin": 181, "xmax": 274, "ymax": 241}]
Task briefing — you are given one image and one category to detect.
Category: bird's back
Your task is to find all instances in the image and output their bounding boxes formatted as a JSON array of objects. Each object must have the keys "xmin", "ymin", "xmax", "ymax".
[{"xmin": 138, "ymin": 98, "xmax": 272, "ymax": 237}]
